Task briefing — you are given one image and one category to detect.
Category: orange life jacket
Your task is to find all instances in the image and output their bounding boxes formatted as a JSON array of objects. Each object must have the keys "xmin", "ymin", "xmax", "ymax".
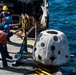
[{"xmin": 0, "ymin": 30, "xmax": 7, "ymax": 44}]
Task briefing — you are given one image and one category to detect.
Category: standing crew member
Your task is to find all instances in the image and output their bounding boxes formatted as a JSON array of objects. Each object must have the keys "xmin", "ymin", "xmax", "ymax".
[
  {"xmin": 0, "ymin": 5, "xmax": 10, "ymax": 22},
  {"xmin": 0, "ymin": 16, "xmax": 13, "ymax": 60},
  {"xmin": 0, "ymin": 25, "xmax": 10, "ymax": 68}
]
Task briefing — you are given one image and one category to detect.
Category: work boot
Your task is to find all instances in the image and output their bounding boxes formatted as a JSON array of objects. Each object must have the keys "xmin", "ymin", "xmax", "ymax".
[{"xmin": 6, "ymin": 55, "xmax": 13, "ymax": 59}]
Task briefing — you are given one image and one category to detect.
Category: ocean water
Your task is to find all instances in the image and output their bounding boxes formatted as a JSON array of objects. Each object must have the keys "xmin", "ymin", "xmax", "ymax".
[{"xmin": 48, "ymin": 0, "xmax": 76, "ymax": 75}]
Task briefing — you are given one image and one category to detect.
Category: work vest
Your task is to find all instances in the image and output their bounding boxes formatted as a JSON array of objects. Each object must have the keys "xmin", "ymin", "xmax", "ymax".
[
  {"xmin": 0, "ymin": 11, "xmax": 10, "ymax": 22},
  {"xmin": 0, "ymin": 30, "xmax": 7, "ymax": 44}
]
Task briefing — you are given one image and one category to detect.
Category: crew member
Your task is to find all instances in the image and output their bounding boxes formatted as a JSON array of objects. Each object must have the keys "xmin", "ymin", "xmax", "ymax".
[
  {"xmin": 0, "ymin": 5, "xmax": 10, "ymax": 23},
  {"xmin": 0, "ymin": 16, "xmax": 13, "ymax": 60},
  {"xmin": 0, "ymin": 16, "xmax": 13, "ymax": 42},
  {"xmin": 0, "ymin": 25, "xmax": 10, "ymax": 68}
]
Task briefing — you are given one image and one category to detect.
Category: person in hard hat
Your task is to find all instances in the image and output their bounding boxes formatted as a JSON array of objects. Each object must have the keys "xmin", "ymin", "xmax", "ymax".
[
  {"xmin": 0, "ymin": 5, "xmax": 10, "ymax": 23},
  {"xmin": 0, "ymin": 16, "xmax": 12, "ymax": 29},
  {"xmin": 0, "ymin": 24, "xmax": 11, "ymax": 68},
  {"xmin": 0, "ymin": 16, "xmax": 22, "ymax": 42},
  {"xmin": 0, "ymin": 16, "xmax": 13, "ymax": 42},
  {"xmin": 0, "ymin": 16, "xmax": 13, "ymax": 60},
  {"xmin": 0, "ymin": 15, "xmax": 22, "ymax": 60}
]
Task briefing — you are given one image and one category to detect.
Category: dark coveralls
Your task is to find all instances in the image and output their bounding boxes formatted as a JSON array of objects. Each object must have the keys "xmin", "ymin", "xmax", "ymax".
[
  {"xmin": 0, "ymin": 44, "xmax": 7, "ymax": 67},
  {"xmin": 0, "ymin": 30, "xmax": 8, "ymax": 67}
]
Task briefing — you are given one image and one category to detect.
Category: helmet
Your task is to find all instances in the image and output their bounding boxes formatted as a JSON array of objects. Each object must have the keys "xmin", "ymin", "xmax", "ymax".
[
  {"xmin": 4, "ymin": 24, "xmax": 10, "ymax": 31},
  {"xmin": 5, "ymin": 16, "xmax": 12, "ymax": 23},
  {"xmin": 2, "ymin": 5, "xmax": 8, "ymax": 10}
]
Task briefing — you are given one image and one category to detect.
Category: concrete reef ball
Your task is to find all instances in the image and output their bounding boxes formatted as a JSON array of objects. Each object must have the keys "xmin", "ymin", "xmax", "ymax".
[{"xmin": 33, "ymin": 29, "xmax": 70, "ymax": 66}]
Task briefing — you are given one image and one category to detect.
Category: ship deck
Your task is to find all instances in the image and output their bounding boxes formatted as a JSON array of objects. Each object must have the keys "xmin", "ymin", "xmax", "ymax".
[
  {"xmin": 0, "ymin": 31, "xmax": 62, "ymax": 75},
  {"xmin": 0, "ymin": 33, "xmax": 34, "ymax": 75}
]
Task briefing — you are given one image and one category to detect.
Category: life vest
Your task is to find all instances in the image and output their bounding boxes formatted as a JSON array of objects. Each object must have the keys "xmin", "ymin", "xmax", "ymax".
[
  {"xmin": 0, "ymin": 30, "xmax": 7, "ymax": 44},
  {"xmin": 0, "ymin": 11, "xmax": 10, "ymax": 22}
]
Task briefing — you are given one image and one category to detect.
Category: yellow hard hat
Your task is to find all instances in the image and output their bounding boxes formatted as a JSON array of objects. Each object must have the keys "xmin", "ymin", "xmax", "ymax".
[{"xmin": 2, "ymin": 5, "xmax": 8, "ymax": 10}]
